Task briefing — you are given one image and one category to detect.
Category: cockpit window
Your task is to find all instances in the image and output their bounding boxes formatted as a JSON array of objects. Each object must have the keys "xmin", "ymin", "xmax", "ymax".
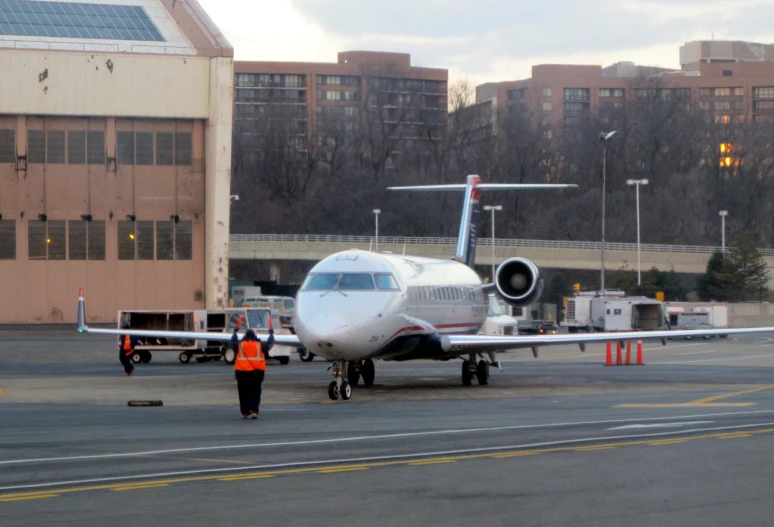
[
  {"xmin": 488, "ymin": 295, "xmax": 505, "ymax": 316},
  {"xmin": 246, "ymin": 309, "xmax": 269, "ymax": 329},
  {"xmin": 302, "ymin": 273, "xmax": 339, "ymax": 290},
  {"xmin": 374, "ymin": 273, "xmax": 399, "ymax": 290},
  {"xmin": 339, "ymin": 273, "xmax": 375, "ymax": 290}
]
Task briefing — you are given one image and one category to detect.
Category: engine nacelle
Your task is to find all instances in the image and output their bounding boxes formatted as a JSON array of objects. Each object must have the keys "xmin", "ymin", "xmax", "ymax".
[{"xmin": 495, "ymin": 257, "xmax": 544, "ymax": 307}]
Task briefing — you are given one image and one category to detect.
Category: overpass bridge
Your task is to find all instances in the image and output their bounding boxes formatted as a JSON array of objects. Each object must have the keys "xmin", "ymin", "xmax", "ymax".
[{"xmin": 229, "ymin": 234, "xmax": 774, "ymax": 276}]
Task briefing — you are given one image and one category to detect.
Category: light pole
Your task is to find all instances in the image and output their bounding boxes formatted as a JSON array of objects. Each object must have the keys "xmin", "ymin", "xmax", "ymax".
[
  {"xmin": 373, "ymin": 209, "xmax": 381, "ymax": 251},
  {"xmin": 719, "ymin": 210, "xmax": 728, "ymax": 253},
  {"xmin": 626, "ymin": 178, "xmax": 649, "ymax": 288},
  {"xmin": 483, "ymin": 205, "xmax": 503, "ymax": 282},
  {"xmin": 599, "ymin": 130, "xmax": 617, "ymax": 293}
]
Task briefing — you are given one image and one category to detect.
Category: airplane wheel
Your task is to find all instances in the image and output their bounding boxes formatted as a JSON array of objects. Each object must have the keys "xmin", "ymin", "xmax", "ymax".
[
  {"xmin": 179, "ymin": 352, "xmax": 191, "ymax": 364},
  {"xmin": 298, "ymin": 348, "xmax": 315, "ymax": 362},
  {"xmin": 348, "ymin": 362, "xmax": 361, "ymax": 386},
  {"xmin": 278, "ymin": 356, "xmax": 290, "ymax": 365},
  {"xmin": 476, "ymin": 360, "xmax": 489, "ymax": 386},
  {"xmin": 362, "ymin": 359, "xmax": 375, "ymax": 386},
  {"xmin": 461, "ymin": 360, "xmax": 473, "ymax": 386},
  {"xmin": 131, "ymin": 352, "xmax": 142, "ymax": 364},
  {"xmin": 328, "ymin": 381, "xmax": 339, "ymax": 400},
  {"xmin": 341, "ymin": 380, "xmax": 352, "ymax": 400},
  {"xmin": 140, "ymin": 351, "xmax": 152, "ymax": 364}
]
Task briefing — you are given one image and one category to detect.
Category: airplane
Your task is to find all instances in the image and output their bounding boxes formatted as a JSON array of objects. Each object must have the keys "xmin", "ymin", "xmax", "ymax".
[{"xmin": 76, "ymin": 175, "xmax": 774, "ymax": 401}]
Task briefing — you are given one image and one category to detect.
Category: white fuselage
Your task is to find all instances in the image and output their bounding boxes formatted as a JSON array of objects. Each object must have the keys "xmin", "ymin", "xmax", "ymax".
[{"xmin": 294, "ymin": 250, "xmax": 489, "ymax": 361}]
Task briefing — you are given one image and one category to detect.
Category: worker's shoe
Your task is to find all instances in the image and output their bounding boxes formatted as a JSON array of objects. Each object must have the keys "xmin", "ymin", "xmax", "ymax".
[
  {"xmin": 242, "ymin": 414, "xmax": 250, "ymax": 419},
  {"xmin": 251, "ymin": 411, "xmax": 259, "ymax": 419}
]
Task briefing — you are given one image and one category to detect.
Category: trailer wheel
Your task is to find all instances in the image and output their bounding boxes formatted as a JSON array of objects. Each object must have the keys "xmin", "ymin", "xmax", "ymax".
[
  {"xmin": 568, "ymin": 327, "xmax": 577, "ymax": 334},
  {"xmin": 223, "ymin": 348, "xmax": 236, "ymax": 365},
  {"xmin": 277, "ymin": 356, "xmax": 290, "ymax": 365},
  {"xmin": 131, "ymin": 352, "xmax": 143, "ymax": 364},
  {"xmin": 178, "ymin": 352, "xmax": 191, "ymax": 364},
  {"xmin": 298, "ymin": 348, "xmax": 315, "ymax": 362},
  {"xmin": 140, "ymin": 351, "xmax": 152, "ymax": 364}
]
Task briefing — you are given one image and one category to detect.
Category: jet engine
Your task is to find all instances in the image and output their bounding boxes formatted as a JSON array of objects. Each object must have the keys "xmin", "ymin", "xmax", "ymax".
[{"xmin": 495, "ymin": 257, "xmax": 544, "ymax": 307}]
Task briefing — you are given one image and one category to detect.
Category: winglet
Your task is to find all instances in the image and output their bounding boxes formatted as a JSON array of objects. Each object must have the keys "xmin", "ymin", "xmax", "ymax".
[{"xmin": 77, "ymin": 288, "xmax": 87, "ymax": 332}]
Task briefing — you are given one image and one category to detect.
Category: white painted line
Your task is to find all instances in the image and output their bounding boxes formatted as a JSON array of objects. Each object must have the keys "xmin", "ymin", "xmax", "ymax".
[
  {"xmin": 2, "ymin": 421, "xmax": 773, "ymax": 493},
  {"xmin": 2, "ymin": 409, "xmax": 774, "ymax": 466},
  {"xmin": 653, "ymin": 353, "xmax": 774, "ymax": 365},
  {"xmin": 608, "ymin": 421, "xmax": 714, "ymax": 430}
]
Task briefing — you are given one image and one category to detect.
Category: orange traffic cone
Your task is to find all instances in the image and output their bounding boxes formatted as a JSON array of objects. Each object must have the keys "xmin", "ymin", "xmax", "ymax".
[
  {"xmin": 625, "ymin": 341, "xmax": 632, "ymax": 365},
  {"xmin": 616, "ymin": 341, "xmax": 623, "ymax": 366},
  {"xmin": 605, "ymin": 341, "xmax": 613, "ymax": 366},
  {"xmin": 636, "ymin": 339, "xmax": 644, "ymax": 365}
]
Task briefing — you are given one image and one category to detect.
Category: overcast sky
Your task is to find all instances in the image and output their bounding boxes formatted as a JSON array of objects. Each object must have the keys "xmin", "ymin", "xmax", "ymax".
[{"xmin": 197, "ymin": 0, "xmax": 774, "ymax": 86}]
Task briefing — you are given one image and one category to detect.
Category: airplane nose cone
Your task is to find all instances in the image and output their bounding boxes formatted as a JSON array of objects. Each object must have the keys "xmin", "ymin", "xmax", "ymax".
[{"xmin": 296, "ymin": 312, "xmax": 352, "ymax": 353}]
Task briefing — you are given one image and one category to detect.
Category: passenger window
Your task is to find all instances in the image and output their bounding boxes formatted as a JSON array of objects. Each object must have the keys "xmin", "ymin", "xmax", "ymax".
[
  {"xmin": 303, "ymin": 273, "xmax": 339, "ymax": 290},
  {"xmin": 374, "ymin": 273, "xmax": 400, "ymax": 290},
  {"xmin": 339, "ymin": 273, "xmax": 375, "ymax": 290}
]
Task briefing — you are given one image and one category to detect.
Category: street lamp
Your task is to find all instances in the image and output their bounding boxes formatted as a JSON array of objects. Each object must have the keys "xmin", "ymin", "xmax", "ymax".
[
  {"xmin": 599, "ymin": 130, "xmax": 617, "ymax": 293},
  {"xmin": 483, "ymin": 205, "xmax": 503, "ymax": 282},
  {"xmin": 626, "ymin": 178, "xmax": 649, "ymax": 288},
  {"xmin": 719, "ymin": 210, "xmax": 728, "ymax": 253},
  {"xmin": 373, "ymin": 209, "xmax": 381, "ymax": 251}
]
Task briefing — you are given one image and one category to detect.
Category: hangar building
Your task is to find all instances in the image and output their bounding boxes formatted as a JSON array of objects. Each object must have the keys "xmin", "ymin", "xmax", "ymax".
[{"xmin": 0, "ymin": 0, "xmax": 233, "ymax": 323}]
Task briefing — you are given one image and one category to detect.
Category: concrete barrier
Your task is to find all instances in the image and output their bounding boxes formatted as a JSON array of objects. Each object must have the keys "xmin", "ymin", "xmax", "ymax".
[{"xmin": 729, "ymin": 303, "xmax": 774, "ymax": 328}]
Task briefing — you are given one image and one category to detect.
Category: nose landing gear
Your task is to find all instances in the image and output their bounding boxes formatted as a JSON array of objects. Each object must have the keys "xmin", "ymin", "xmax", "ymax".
[{"xmin": 328, "ymin": 360, "xmax": 352, "ymax": 401}]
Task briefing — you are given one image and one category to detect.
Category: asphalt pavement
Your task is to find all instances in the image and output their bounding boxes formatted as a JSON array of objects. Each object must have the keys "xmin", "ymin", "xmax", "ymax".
[{"xmin": 3, "ymin": 330, "xmax": 774, "ymax": 526}]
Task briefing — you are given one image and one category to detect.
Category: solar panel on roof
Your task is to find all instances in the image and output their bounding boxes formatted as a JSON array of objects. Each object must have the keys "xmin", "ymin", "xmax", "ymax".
[{"xmin": 0, "ymin": 0, "xmax": 165, "ymax": 41}]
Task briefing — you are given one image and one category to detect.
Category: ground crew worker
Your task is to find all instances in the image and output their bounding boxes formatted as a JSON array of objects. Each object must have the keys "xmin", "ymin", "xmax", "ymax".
[
  {"xmin": 232, "ymin": 326, "xmax": 274, "ymax": 419},
  {"xmin": 118, "ymin": 322, "xmax": 140, "ymax": 376}
]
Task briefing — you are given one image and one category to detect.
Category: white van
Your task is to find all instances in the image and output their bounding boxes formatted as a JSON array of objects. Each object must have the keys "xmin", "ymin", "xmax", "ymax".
[{"xmin": 239, "ymin": 296, "xmax": 295, "ymax": 328}]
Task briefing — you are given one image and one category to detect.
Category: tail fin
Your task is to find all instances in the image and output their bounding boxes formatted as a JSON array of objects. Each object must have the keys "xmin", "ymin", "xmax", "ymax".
[
  {"xmin": 388, "ymin": 176, "xmax": 577, "ymax": 267},
  {"xmin": 77, "ymin": 288, "xmax": 87, "ymax": 332}
]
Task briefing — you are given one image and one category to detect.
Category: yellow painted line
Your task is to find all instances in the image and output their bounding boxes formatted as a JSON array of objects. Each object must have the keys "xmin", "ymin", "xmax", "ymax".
[
  {"xmin": 4, "ymin": 428, "xmax": 773, "ymax": 499},
  {"xmin": 616, "ymin": 403, "xmax": 755, "ymax": 408},
  {"xmin": 0, "ymin": 493, "xmax": 59, "ymax": 502},
  {"xmin": 218, "ymin": 474, "xmax": 275, "ymax": 482},
  {"xmin": 616, "ymin": 384, "xmax": 774, "ymax": 408},
  {"xmin": 317, "ymin": 467, "xmax": 369, "ymax": 474},
  {"xmin": 0, "ymin": 388, "xmax": 6, "ymax": 395},
  {"xmin": 490, "ymin": 451, "xmax": 541, "ymax": 459},
  {"xmin": 111, "ymin": 484, "xmax": 169, "ymax": 492},
  {"xmin": 572, "ymin": 445, "xmax": 617, "ymax": 452},
  {"xmin": 647, "ymin": 439, "xmax": 689, "ymax": 445},
  {"xmin": 715, "ymin": 433, "xmax": 753, "ymax": 440},
  {"xmin": 408, "ymin": 459, "xmax": 457, "ymax": 466},
  {"xmin": 689, "ymin": 384, "xmax": 774, "ymax": 404}
]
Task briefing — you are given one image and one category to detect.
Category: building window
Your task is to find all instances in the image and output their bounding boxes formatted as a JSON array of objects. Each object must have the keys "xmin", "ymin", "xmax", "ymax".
[
  {"xmin": 723, "ymin": 70, "xmax": 733, "ymax": 77},
  {"xmin": 284, "ymin": 74, "xmax": 303, "ymax": 87},
  {"xmin": 0, "ymin": 130, "xmax": 14, "ymax": 163},
  {"xmin": 136, "ymin": 132, "xmax": 153, "ymax": 165},
  {"xmin": 156, "ymin": 221, "xmax": 174, "ymax": 260},
  {"xmin": 0, "ymin": 220, "xmax": 15, "ymax": 259},
  {"xmin": 753, "ymin": 87, "xmax": 774, "ymax": 100},
  {"xmin": 542, "ymin": 88, "xmax": 551, "ymax": 97},
  {"xmin": 715, "ymin": 88, "xmax": 731, "ymax": 97},
  {"xmin": 698, "ymin": 101, "xmax": 710, "ymax": 110},
  {"xmin": 87, "ymin": 131, "xmax": 105, "ymax": 165},
  {"xmin": 28, "ymin": 130, "xmax": 45, "ymax": 164},
  {"xmin": 175, "ymin": 221, "xmax": 192, "ymax": 260},
  {"xmin": 699, "ymin": 88, "xmax": 713, "ymax": 97},
  {"xmin": 674, "ymin": 88, "xmax": 691, "ymax": 100},
  {"xmin": 542, "ymin": 102, "xmax": 552, "ymax": 111},
  {"xmin": 46, "ymin": 131, "xmax": 65, "ymax": 164},
  {"xmin": 174, "ymin": 133, "xmax": 192, "ymax": 166},
  {"xmin": 88, "ymin": 220, "xmax": 105, "ymax": 260},
  {"xmin": 600, "ymin": 88, "xmax": 624, "ymax": 98},
  {"xmin": 715, "ymin": 101, "xmax": 731, "ymax": 110},
  {"xmin": 68, "ymin": 220, "xmax": 87, "ymax": 260},
  {"xmin": 734, "ymin": 87, "xmax": 744, "ymax": 96},
  {"xmin": 137, "ymin": 220, "xmax": 154, "ymax": 260},
  {"xmin": 28, "ymin": 220, "xmax": 66, "ymax": 260},
  {"xmin": 117, "ymin": 221, "xmax": 135, "ymax": 260},
  {"xmin": 564, "ymin": 88, "xmax": 590, "ymax": 102},
  {"xmin": 156, "ymin": 133, "xmax": 174, "ymax": 166},
  {"xmin": 508, "ymin": 88, "xmax": 525, "ymax": 100},
  {"xmin": 68, "ymin": 131, "xmax": 85, "ymax": 165},
  {"xmin": 117, "ymin": 131, "xmax": 134, "ymax": 166}
]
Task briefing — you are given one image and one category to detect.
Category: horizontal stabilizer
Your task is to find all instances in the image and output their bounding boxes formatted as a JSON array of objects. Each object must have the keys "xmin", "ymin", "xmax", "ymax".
[{"xmin": 388, "ymin": 183, "xmax": 578, "ymax": 191}]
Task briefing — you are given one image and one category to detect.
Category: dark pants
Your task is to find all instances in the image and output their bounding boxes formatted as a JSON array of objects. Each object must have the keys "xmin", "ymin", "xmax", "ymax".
[
  {"xmin": 119, "ymin": 349, "xmax": 134, "ymax": 375},
  {"xmin": 235, "ymin": 370, "xmax": 265, "ymax": 415}
]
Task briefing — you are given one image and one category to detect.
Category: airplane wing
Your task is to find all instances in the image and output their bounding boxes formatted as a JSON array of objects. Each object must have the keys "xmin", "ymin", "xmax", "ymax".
[
  {"xmin": 445, "ymin": 326, "xmax": 774, "ymax": 353},
  {"xmin": 75, "ymin": 290, "xmax": 303, "ymax": 347}
]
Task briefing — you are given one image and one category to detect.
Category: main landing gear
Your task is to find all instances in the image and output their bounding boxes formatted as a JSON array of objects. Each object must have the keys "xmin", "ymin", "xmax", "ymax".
[
  {"xmin": 461, "ymin": 355, "xmax": 489, "ymax": 386},
  {"xmin": 328, "ymin": 359, "xmax": 376, "ymax": 400}
]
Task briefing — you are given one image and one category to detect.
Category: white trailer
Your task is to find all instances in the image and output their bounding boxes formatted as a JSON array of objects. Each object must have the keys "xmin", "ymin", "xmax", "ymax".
[
  {"xmin": 665, "ymin": 303, "xmax": 728, "ymax": 339},
  {"xmin": 562, "ymin": 290, "xmax": 626, "ymax": 333},
  {"xmin": 590, "ymin": 297, "xmax": 667, "ymax": 332},
  {"xmin": 479, "ymin": 295, "xmax": 519, "ymax": 336}
]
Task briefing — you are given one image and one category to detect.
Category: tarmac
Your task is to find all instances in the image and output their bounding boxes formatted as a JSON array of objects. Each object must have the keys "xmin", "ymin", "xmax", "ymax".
[{"xmin": 3, "ymin": 329, "xmax": 774, "ymax": 526}]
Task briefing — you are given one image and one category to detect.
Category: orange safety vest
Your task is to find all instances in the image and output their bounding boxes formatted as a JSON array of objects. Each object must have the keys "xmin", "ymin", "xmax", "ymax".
[
  {"xmin": 122, "ymin": 335, "xmax": 134, "ymax": 356},
  {"xmin": 234, "ymin": 340, "xmax": 266, "ymax": 372}
]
